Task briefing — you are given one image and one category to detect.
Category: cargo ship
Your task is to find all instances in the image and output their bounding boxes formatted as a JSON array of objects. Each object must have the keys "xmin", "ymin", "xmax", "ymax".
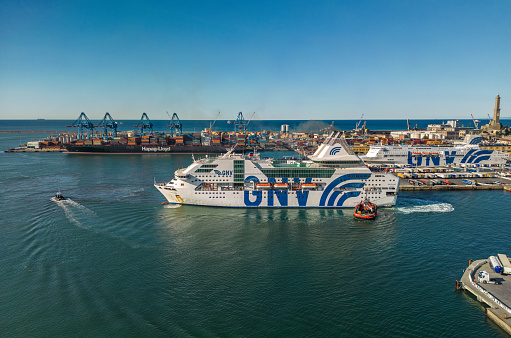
[
  {"xmin": 65, "ymin": 144, "xmax": 228, "ymax": 154},
  {"xmin": 154, "ymin": 131, "xmax": 400, "ymax": 208},
  {"xmin": 64, "ymin": 134, "xmax": 229, "ymax": 154}
]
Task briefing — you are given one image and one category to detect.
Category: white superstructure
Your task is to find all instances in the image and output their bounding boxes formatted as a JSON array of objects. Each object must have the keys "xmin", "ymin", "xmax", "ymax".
[
  {"xmin": 155, "ymin": 131, "xmax": 399, "ymax": 208},
  {"xmin": 361, "ymin": 135, "xmax": 509, "ymax": 167}
]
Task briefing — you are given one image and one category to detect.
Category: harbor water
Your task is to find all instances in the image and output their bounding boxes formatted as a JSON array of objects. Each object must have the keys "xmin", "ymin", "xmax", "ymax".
[{"xmin": 1, "ymin": 132, "xmax": 511, "ymax": 336}]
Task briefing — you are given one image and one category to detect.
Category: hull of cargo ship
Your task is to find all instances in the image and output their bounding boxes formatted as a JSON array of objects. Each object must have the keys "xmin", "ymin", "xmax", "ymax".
[{"xmin": 64, "ymin": 144, "xmax": 229, "ymax": 154}]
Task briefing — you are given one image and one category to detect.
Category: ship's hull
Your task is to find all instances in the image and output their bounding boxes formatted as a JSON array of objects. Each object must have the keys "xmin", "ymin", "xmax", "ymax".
[
  {"xmin": 155, "ymin": 170, "xmax": 399, "ymax": 208},
  {"xmin": 362, "ymin": 146, "xmax": 509, "ymax": 166},
  {"xmin": 64, "ymin": 144, "xmax": 228, "ymax": 154},
  {"xmin": 155, "ymin": 184, "xmax": 397, "ymax": 208},
  {"xmin": 155, "ymin": 131, "xmax": 400, "ymax": 208}
]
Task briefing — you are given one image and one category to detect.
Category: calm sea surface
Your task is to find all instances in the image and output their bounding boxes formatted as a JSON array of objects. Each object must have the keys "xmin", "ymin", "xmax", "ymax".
[{"xmin": 1, "ymin": 128, "xmax": 511, "ymax": 336}]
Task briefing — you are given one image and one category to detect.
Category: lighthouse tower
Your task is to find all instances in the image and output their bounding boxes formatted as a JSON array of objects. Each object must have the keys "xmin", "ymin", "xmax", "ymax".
[
  {"xmin": 493, "ymin": 94, "xmax": 501, "ymax": 126},
  {"xmin": 481, "ymin": 94, "xmax": 503, "ymax": 133}
]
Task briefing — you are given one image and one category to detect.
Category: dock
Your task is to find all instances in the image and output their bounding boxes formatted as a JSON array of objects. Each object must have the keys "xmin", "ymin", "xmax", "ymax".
[
  {"xmin": 459, "ymin": 259, "xmax": 511, "ymax": 335},
  {"xmin": 400, "ymin": 184, "xmax": 508, "ymax": 191},
  {"xmin": 397, "ymin": 175, "xmax": 511, "ymax": 191}
]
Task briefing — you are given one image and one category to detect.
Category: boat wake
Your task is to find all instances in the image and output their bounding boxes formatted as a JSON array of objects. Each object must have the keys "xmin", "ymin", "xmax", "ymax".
[
  {"xmin": 163, "ymin": 203, "xmax": 182, "ymax": 209},
  {"xmin": 397, "ymin": 198, "xmax": 454, "ymax": 214},
  {"xmin": 53, "ymin": 198, "xmax": 99, "ymax": 227},
  {"xmin": 53, "ymin": 198, "xmax": 147, "ymax": 248}
]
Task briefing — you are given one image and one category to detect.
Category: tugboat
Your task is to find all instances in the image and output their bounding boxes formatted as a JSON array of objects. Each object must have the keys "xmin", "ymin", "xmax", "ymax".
[
  {"xmin": 54, "ymin": 190, "xmax": 66, "ymax": 201},
  {"xmin": 353, "ymin": 198, "xmax": 377, "ymax": 220}
]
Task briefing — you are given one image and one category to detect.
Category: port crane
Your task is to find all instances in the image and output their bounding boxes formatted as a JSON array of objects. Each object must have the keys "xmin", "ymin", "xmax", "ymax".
[
  {"xmin": 354, "ymin": 114, "xmax": 364, "ymax": 131},
  {"xmin": 166, "ymin": 112, "xmax": 182, "ymax": 137},
  {"xmin": 234, "ymin": 112, "xmax": 249, "ymax": 133},
  {"xmin": 471, "ymin": 114, "xmax": 480, "ymax": 129},
  {"xmin": 67, "ymin": 112, "xmax": 94, "ymax": 140},
  {"xmin": 245, "ymin": 112, "xmax": 256, "ymax": 127},
  {"xmin": 134, "ymin": 113, "xmax": 153, "ymax": 135},
  {"xmin": 96, "ymin": 112, "xmax": 118, "ymax": 141},
  {"xmin": 207, "ymin": 111, "xmax": 221, "ymax": 133}
]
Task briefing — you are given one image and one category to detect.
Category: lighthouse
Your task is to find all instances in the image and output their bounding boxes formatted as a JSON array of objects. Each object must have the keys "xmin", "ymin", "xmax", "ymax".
[{"xmin": 493, "ymin": 94, "xmax": 501, "ymax": 126}]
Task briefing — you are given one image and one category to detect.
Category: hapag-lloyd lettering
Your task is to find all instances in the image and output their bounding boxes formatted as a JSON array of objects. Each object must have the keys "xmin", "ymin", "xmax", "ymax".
[{"xmin": 142, "ymin": 146, "xmax": 172, "ymax": 152}]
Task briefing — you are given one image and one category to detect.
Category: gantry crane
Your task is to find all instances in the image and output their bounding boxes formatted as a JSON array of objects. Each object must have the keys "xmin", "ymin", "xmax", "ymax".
[
  {"xmin": 166, "ymin": 112, "xmax": 182, "ymax": 137},
  {"xmin": 234, "ymin": 112, "xmax": 249, "ymax": 133},
  {"xmin": 96, "ymin": 112, "xmax": 118, "ymax": 141},
  {"xmin": 66, "ymin": 112, "xmax": 94, "ymax": 140},
  {"xmin": 134, "ymin": 113, "xmax": 153, "ymax": 135}
]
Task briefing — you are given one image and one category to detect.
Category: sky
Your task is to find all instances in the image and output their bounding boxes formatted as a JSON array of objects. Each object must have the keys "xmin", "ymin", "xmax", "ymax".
[{"xmin": 0, "ymin": 0, "xmax": 510, "ymax": 120}]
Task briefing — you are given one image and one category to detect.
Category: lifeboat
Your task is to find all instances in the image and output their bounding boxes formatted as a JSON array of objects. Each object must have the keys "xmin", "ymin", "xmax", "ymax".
[
  {"xmin": 301, "ymin": 183, "xmax": 317, "ymax": 190},
  {"xmin": 353, "ymin": 199, "xmax": 377, "ymax": 220},
  {"xmin": 273, "ymin": 183, "xmax": 288, "ymax": 189},
  {"xmin": 256, "ymin": 183, "xmax": 272, "ymax": 190}
]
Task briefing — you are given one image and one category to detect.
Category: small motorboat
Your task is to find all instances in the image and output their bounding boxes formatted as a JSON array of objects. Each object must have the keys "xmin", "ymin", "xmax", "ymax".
[
  {"xmin": 54, "ymin": 191, "xmax": 66, "ymax": 201},
  {"xmin": 353, "ymin": 199, "xmax": 377, "ymax": 220}
]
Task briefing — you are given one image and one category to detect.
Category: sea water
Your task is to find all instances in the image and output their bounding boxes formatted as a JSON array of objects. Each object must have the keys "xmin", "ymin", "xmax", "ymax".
[{"xmin": 1, "ymin": 132, "xmax": 510, "ymax": 336}]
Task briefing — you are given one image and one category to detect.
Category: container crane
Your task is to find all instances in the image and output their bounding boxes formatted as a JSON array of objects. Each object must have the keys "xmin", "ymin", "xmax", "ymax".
[
  {"xmin": 66, "ymin": 112, "xmax": 94, "ymax": 140},
  {"xmin": 134, "ymin": 113, "xmax": 153, "ymax": 136},
  {"xmin": 233, "ymin": 112, "xmax": 251, "ymax": 146},
  {"xmin": 96, "ymin": 112, "xmax": 118, "ymax": 141},
  {"xmin": 166, "ymin": 112, "xmax": 182, "ymax": 137},
  {"xmin": 234, "ymin": 112, "xmax": 249, "ymax": 133}
]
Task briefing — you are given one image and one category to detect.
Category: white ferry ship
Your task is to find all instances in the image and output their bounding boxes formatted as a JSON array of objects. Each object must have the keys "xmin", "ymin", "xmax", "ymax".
[
  {"xmin": 361, "ymin": 135, "xmax": 509, "ymax": 167},
  {"xmin": 155, "ymin": 132, "xmax": 399, "ymax": 208}
]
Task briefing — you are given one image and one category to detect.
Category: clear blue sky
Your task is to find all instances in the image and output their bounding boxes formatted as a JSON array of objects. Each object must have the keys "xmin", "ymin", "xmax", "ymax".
[{"xmin": 1, "ymin": 0, "xmax": 510, "ymax": 120}]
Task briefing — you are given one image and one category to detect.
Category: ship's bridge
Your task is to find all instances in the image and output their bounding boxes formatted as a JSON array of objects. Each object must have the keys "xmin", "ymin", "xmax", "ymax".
[{"xmin": 174, "ymin": 168, "xmax": 190, "ymax": 180}]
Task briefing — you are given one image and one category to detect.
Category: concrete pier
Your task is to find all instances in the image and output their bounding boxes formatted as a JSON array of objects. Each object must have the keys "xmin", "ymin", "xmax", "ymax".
[
  {"xmin": 400, "ymin": 184, "xmax": 509, "ymax": 191},
  {"xmin": 460, "ymin": 259, "xmax": 511, "ymax": 335}
]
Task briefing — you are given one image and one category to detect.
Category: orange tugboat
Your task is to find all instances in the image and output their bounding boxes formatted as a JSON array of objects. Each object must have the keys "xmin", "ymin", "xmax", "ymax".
[{"xmin": 353, "ymin": 199, "xmax": 377, "ymax": 220}]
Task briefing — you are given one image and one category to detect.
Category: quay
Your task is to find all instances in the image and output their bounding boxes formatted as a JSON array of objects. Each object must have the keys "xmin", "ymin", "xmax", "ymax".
[
  {"xmin": 0, "ymin": 130, "xmax": 76, "ymax": 133},
  {"xmin": 399, "ymin": 184, "xmax": 508, "ymax": 191},
  {"xmin": 397, "ymin": 175, "xmax": 511, "ymax": 191},
  {"xmin": 459, "ymin": 259, "xmax": 511, "ymax": 335}
]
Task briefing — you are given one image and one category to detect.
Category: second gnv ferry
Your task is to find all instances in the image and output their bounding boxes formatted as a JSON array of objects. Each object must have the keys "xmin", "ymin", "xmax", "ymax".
[
  {"xmin": 361, "ymin": 135, "xmax": 509, "ymax": 167},
  {"xmin": 155, "ymin": 131, "xmax": 399, "ymax": 208}
]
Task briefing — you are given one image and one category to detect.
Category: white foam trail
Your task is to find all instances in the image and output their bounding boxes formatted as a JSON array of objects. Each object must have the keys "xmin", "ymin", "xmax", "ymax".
[
  {"xmin": 53, "ymin": 198, "xmax": 99, "ymax": 229},
  {"xmin": 164, "ymin": 204, "xmax": 182, "ymax": 209},
  {"xmin": 398, "ymin": 202, "xmax": 454, "ymax": 214}
]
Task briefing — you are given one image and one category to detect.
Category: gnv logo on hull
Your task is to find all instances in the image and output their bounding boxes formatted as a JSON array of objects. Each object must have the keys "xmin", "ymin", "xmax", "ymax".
[{"xmin": 214, "ymin": 170, "xmax": 233, "ymax": 176}]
